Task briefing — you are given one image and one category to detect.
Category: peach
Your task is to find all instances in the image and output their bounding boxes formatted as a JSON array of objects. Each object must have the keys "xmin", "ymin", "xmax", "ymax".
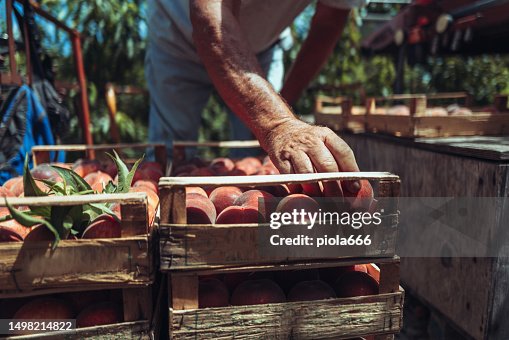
[
  {"xmin": 173, "ymin": 164, "xmax": 198, "ymax": 176},
  {"xmin": 9, "ymin": 178, "xmax": 25, "ymax": 197},
  {"xmin": 133, "ymin": 179, "xmax": 158, "ymax": 194},
  {"xmin": 3, "ymin": 176, "xmax": 22, "ymax": 191},
  {"xmin": 334, "ymin": 271, "xmax": 379, "ymax": 298},
  {"xmin": 101, "ymin": 160, "xmax": 118, "ymax": 178},
  {"xmin": 14, "ymin": 297, "xmax": 74, "ymax": 320},
  {"xmin": 199, "ymin": 278, "xmax": 230, "ymax": 308},
  {"xmin": 139, "ymin": 161, "xmax": 163, "ymax": 174},
  {"xmin": 133, "ymin": 167, "xmax": 163, "ymax": 183},
  {"xmin": 186, "ymin": 186, "xmax": 208, "ymax": 197},
  {"xmin": 287, "ymin": 280, "xmax": 336, "ymax": 302},
  {"xmin": 341, "ymin": 180, "xmax": 374, "ymax": 211},
  {"xmin": 209, "ymin": 158, "xmax": 235, "ymax": 175},
  {"xmin": 227, "ymin": 168, "xmax": 248, "ymax": 176},
  {"xmin": 233, "ymin": 190, "xmax": 275, "ymax": 219},
  {"xmin": 234, "ymin": 157, "xmax": 262, "ymax": 175},
  {"xmin": 257, "ymin": 185, "xmax": 290, "ymax": 197},
  {"xmin": 231, "ymin": 279, "xmax": 286, "ymax": 306},
  {"xmin": 81, "ymin": 214, "xmax": 121, "ymax": 239},
  {"xmin": 189, "ymin": 167, "xmax": 215, "ymax": 177},
  {"xmin": 130, "ymin": 186, "xmax": 160, "ymax": 224},
  {"xmin": 72, "ymin": 159, "xmax": 101, "ymax": 177},
  {"xmin": 24, "ymin": 224, "xmax": 54, "ymax": 243},
  {"xmin": 0, "ymin": 219, "xmax": 31, "ymax": 239},
  {"xmin": 216, "ymin": 206, "xmax": 261, "ymax": 224},
  {"xmin": 186, "ymin": 193, "xmax": 216, "ymax": 224},
  {"xmin": 275, "ymin": 269, "xmax": 320, "ymax": 293},
  {"xmin": 76, "ymin": 301, "xmax": 123, "ymax": 328},
  {"xmin": 222, "ymin": 272, "xmax": 251, "ymax": 292},
  {"xmin": 84, "ymin": 171, "xmax": 113, "ymax": 193},
  {"xmin": 0, "ymin": 226, "xmax": 23, "ymax": 242},
  {"xmin": 0, "ymin": 186, "xmax": 15, "ymax": 197},
  {"xmin": 110, "ymin": 203, "xmax": 122, "ymax": 219},
  {"xmin": 31, "ymin": 164, "xmax": 62, "ymax": 182},
  {"xmin": 319, "ymin": 265, "xmax": 367, "ymax": 285},
  {"xmin": 276, "ymin": 194, "xmax": 320, "ymax": 216},
  {"xmin": 209, "ymin": 186, "xmax": 243, "ymax": 215}
]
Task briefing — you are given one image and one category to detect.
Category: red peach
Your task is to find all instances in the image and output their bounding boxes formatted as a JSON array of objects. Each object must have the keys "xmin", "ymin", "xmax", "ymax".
[
  {"xmin": 72, "ymin": 159, "xmax": 102, "ymax": 177},
  {"xmin": 3, "ymin": 176, "xmax": 23, "ymax": 191},
  {"xmin": 139, "ymin": 161, "xmax": 163, "ymax": 174},
  {"xmin": 133, "ymin": 167, "xmax": 163, "ymax": 183},
  {"xmin": 287, "ymin": 280, "xmax": 336, "ymax": 302},
  {"xmin": 334, "ymin": 271, "xmax": 379, "ymax": 298},
  {"xmin": 222, "ymin": 272, "xmax": 251, "ymax": 292},
  {"xmin": 234, "ymin": 157, "xmax": 262, "ymax": 176},
  {"xmin": 186, "ymin": 187, "xmax": 208, "ymax": 197},
  {"xmin": 0, "ymin": 219, "xmax": 31, "ymax": 239},
  {"xmin": 231, "ymin": 279, "xmax": 286, "ymax": 306},
  {"xmin": 341, "ymin": 180, "xmax": 374, "ymax": 211},
  {"xmin": 233, "ymin": 190, "xmax": 274, "ymax": 220},
  {"xmin": 256, "ymin": 165, "xmax": 279, "ymax": 175},
  {"xmin": 31, "ymin": 164, "xmax": 62, "ymax": 182},
  {"xmin": 209, "ymin": 158, "xmax": 235, "ymax": 175},
  {"xmin": 173, "ymin": 164, "xmax": 198, "ymax": 176},
  {"xmin": 81, "ymin": 214, "xmax": 121, "ymax": 239},
  {"xmin": 133, "ymin": 179, "xmax": 158, "ymax": 194},
  {"xmin": 257, "ymin": 185, "xmax": 290, "ymax": 197},
  {"xmin": 24, "ymin": 224, "xmax": 54, "ymax": 243},
  {"xmin": 130, "ymin": 186, "xmax": 160, "ymax": 224},
  {"xmin": 387, "ymin": 105, "xmax": 410, "ymax": 116},
  {"xmin": 84, "ymin": 171, "xmax": 113, "ymax": 193},
  {"xmin": 209, "ymin": 186, "xmax": 243, "ymax": 215},
  {"xmin": 190, "ymin": 167, "xmax": 216, "ymax": 177},
  {"xmin": 275, "ymin": 269, "xmax": 320, "ymax": 293},
  {"xmin": 276, "ymin": 194, "xmax": 320, "ymax": 216},
  {"xmin": 199, "ymin": 278, "xmax": 230, "ymax": 308},
  {"xmin": 14, "ymin": 297, "xmax": 74, "ymax": 320},
  {"xmin": 76, "ymin": 301, "xmax": 123, "ymax": 328},
  {"xmin": 319, "ymin": 265, "xmax": 368, "ymax": 285},
  {"xmin": 186, "ymin": 193, "xmax": 216, "ymax": 224},
  {"xmin": 216, "ymin": 206, "xmax": 261, "ymax": 224},
  {"xmin": 0, "ymin": 226, "xmax": 23, "ymax": 242},
  {"xmin": 0, "ymin": 187, "xmax": 15, "ymax": 197}
]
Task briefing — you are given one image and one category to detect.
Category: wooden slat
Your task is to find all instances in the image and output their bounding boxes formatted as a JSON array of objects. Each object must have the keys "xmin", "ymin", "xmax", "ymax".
[
  {"xmin": 159, "ymin": 172, "xmax": 399, "ymax": 188},
  {"xmin": 171, "ymin": 274, "xmax": 199, "ymax": 311},
  {"xmin": 0, "ymin": 237, "xmax": 151, "ymax": 297},
  {"xmin": 170, "ymin": 290, "xmax": 403, "ymax": 339},
  {"xmin": 159, "ymin": 216, "xmax": 398, "ymax": 271},
  {"xmin": 173, "ymin": 140, "xmax": 260, "ymax": 148},
  {"xmin": 8, "ymin": 320, "xmax": 151, "ymax": 339},
  {"xmin": 0, "ymin": 193, "xmax": 147, "ymax": 207},
  {"xmin": 123, "ymin": 287, "xmax": 153, "ymax": 322}
]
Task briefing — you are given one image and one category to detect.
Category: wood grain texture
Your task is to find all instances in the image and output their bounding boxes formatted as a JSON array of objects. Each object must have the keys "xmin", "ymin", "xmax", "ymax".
[
  {"xmin": 0, "ymin": 237, "xmax": 152, "ymax": 297},
  {"xmin": 8, "ymin": 321, "xmax": 151, "ymax": 339},
  {"xmin": 169, "ymin": 290, "xmax": 403, "ymax": 340},
  {"xmin": 343, "ymin": 133, "xmax": 509, "ymax": 340},
  {"xmin": 159, "ymin": 217, "xmax": 398, "ymax": 272},
  {"xmin": 0, "ymin": 193, "xmax": 153, "ymax": 297}
]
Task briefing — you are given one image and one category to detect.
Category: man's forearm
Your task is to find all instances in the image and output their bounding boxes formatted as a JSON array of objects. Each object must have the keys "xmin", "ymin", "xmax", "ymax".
[
  {"xmin": 281, "ymin": 4, "xmax": 350, "ymax": 106},
  {"xmin": 190, "ymin": 0, "xmax": 294, "ymax": 148}
]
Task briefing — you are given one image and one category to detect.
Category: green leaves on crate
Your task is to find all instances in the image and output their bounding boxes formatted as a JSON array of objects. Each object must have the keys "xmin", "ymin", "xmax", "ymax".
[{"xmin": 3, "ymin": 152, "xmax": 143, "ymax": 247}]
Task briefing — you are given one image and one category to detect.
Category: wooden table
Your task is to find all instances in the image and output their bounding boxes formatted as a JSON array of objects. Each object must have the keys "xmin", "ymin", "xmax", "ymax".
[{"xmin": 342, "ymin": 133, "xmax": 509, "ymax": 340}]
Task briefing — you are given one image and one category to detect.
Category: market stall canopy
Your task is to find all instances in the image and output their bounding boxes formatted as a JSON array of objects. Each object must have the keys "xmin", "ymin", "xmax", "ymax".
[{"xmin": 362, "ymin": 0, "xmax": 509, "ymax": 56}]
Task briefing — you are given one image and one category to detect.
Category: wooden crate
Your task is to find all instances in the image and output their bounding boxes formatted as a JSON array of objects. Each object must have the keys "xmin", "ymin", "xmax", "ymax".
[
  {"xmin": 342, "ymin": 132, "xmax": 509, "ymax": 340},
  {"xmin": 3, "ymin": 286, "xmax": 155, "ymax": 339},
  {"xmin": 168, "ymin": 259, "xmax": 403, "ymax": 339},
  {"xmin": 0, "ymin": 193, "xmax": 154, "ymax": 298},
  {"xmin": 31, "ymin": 143, "xmax": 167, "ymax": 170},
  {"xmin": 159, "ymin": 172, "xmax": 400, "ymax": 272},
  {"xmin": 314, "ymin": 95, "xmax": 367, "ymax": 133},
  {"xmin": 365, "ymin": 93, "xmax": 509, "ymax": 138}
]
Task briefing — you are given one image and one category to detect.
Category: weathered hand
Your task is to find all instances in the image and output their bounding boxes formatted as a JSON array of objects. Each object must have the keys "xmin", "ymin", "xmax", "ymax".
[{"xmin": 262, "ymin": 119, "xmax": 360, "ymax": 194}]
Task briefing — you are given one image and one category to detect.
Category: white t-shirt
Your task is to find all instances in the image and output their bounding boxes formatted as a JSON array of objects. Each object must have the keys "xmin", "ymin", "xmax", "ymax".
[{"xmin": 147, "ymin": 0, "xmax": 366, "ymax": 63}]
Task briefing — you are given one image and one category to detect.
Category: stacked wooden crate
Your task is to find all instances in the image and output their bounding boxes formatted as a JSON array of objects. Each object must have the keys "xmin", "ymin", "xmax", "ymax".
[
  {"xmin": 314, "ymin": 95, "xmax": 367, "ymax": 133},
  {"xmin": 0, "ymin": 143, "xmax": 167, "ymax": 339},
  {"xmin": 158, "ymin": 141, "xmax": 404, "ymax": 339}
]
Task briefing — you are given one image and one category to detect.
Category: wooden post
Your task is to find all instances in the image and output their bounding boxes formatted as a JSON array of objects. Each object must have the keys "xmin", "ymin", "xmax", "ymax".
[{"xmin": 170, "ymin": 274, "xmax": 199, "ymax": 310}]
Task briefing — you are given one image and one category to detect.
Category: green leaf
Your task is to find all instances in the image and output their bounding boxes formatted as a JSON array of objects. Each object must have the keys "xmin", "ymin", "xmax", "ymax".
[
  {"xmin": 23, "ymin": 155, "xmax": 48, "ymax": 197},
  {"xmin": 5, "ymin": 199, "xmax": 61, "ymax": 249},
  {"xmin": 51, "ymin": 166, "xmax": 93, "ymax": 193},
  {"xmin": 88, "ymin": 202, "xmax": 121, "ymax": 223},
  {"xmin": 107, "ymin": 150, "xmax": 143, "ymax": 193}
]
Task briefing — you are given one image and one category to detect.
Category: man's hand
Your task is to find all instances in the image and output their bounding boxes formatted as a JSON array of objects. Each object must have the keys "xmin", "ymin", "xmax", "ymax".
[{"xmin": 263, "ymin": 119, "xmax": 360, "ymax": 193}]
